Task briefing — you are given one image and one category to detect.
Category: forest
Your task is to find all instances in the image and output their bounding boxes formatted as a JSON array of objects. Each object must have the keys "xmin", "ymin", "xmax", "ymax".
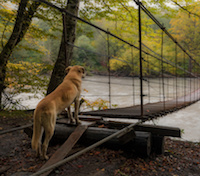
[{"xmin": 0, "ymin": 0, "xmax": 200, "ymax": 109}]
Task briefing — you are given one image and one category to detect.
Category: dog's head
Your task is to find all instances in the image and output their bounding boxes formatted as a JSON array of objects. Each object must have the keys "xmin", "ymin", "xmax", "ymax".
[{"xmin": 65, "ymin": 65, "xmax": 86, "ymax": 78}]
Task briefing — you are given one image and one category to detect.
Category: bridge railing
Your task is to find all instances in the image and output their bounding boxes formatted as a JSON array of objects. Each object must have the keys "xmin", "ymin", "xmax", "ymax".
[{"xmin": 33, "ymin": 0, "xmax": 200, "ymax": 116}]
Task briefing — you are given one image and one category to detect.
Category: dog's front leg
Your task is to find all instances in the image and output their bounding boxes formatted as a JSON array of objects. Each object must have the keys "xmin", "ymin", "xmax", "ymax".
[
  {"xmin": 67, "ymin": 106, "xmax": 75, "ymax": 123},
  {"xmin": 74, "ymin": 97, "xmax": 81, "ymax": 124}
]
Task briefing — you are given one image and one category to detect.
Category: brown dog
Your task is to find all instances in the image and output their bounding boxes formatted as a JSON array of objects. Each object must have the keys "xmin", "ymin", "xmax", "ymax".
[{"xmin": 31, "ymin": 65, "xmax": 85, "ymax": 160}]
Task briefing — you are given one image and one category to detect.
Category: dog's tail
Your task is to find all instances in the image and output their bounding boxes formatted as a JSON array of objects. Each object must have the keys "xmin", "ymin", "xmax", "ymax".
[{"xmin": 31, "ymin": 109, "xmax": 42, "ymax": 151}]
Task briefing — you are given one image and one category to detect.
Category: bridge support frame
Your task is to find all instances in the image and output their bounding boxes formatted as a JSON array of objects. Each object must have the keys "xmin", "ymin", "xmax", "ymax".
[{"xmin": 138, "ymin": 0, "xmax": 144, "ymax": 117}]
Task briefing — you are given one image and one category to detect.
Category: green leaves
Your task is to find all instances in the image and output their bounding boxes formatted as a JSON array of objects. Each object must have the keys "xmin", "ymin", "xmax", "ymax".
[{"xmin": 5, "ymin": 61, "xmax": 51, "ymax": 94}]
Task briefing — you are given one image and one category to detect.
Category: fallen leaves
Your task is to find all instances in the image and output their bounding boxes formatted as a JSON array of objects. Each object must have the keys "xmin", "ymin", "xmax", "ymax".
[
  {"xmin": 77, "ymin": 165, "xmax": 84, "ymax": 168},
  {"xmin": 116, "ymin": 138, "xmax": 200, "ymax": 176},
  {"xmin": 98, "ymin": 124, "xmax": 105, "ymax": 128},
  {"xmin": 96, "ymin": 168, "xmax": 105, "ymax": 172}
]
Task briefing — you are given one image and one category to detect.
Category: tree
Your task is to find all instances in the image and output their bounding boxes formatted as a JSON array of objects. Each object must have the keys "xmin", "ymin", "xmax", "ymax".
[
  {"xmin": 73, "ymin": 35, "xmax": 96, "ymax": 65},
  {"xmin": 46, "ymin": 0, "xmax": 80, "ymax": 94},
  {"xmin": 170, "ymin": 2, "xmax": 200, "ymax": 72},
  {"xmin": 0, "ymin": 0, "xmax": 66, "ymax": 109},
  {"xmin": 0, "ymin": 0, "xmax": 41, "ymax": 109}
]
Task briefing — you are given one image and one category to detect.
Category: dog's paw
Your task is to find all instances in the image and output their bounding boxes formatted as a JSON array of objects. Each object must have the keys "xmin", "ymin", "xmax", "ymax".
[
  {"xmin": 42, "ymin": 155, "xmax": 49, "ymax": 160},
  {"xmin": 76, "ymin": 119, "xmax": 81, "ymax": 125},
  {"xmin": 70, "ymin": 118, "xmax": 76, "ymax": 124},
  {"xmin": 36, "ymin": 151, "xmax": 42, "ymax": 159}
]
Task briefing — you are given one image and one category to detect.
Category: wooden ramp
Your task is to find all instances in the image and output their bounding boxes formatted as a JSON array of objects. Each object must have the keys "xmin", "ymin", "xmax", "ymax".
[{"xmin": 39, "ymin": 121, "xmax": 94, "ymax": 176}]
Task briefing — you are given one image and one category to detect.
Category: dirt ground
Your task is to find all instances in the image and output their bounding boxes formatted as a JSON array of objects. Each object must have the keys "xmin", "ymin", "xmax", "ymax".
[{"xmin": 0, "ymin": 110, "xmax": 200, "ymax": 176}]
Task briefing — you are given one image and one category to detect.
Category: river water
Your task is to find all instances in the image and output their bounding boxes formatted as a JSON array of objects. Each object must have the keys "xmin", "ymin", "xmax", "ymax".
[{"xmin": 16, "ymin": 75, "xmax": 200, "ymax": 142}]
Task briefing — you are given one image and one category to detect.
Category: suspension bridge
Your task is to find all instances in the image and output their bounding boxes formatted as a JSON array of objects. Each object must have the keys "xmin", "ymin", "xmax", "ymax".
[
  {"xmin": 2, "ymin": 0, "xmax": 200, "ymax": 175},
  {"xmin": 30, "ymin": 0, "xmax": 200, "ymax": 120}
]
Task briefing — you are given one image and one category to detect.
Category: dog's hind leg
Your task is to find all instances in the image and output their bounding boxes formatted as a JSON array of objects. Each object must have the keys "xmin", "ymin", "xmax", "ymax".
[
  {"xmin": 36, "ymin": 127, "xmax": 43, "ymax": 158},
  {"xmin": 32, "ymin": 111, "xmax": 43, "ymax": 158},
  {"xmin": 67, "ymin": 106, "xmax": 75, "ymax": 123},
  {"xmin": 42, "ymin": 115, "xmax": 55, "ymax": 160},
  {"xmin": 42, "ymin": 128, "xmax": 54, "ymax": 160}
]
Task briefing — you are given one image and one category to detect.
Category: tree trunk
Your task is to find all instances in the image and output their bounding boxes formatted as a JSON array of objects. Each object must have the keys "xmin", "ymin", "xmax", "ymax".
[
  {"xmin": 0, "ymin": 0, "xmax": 40, "ymax": 109},
  {"xmin": 46, "ymin": 0, "xmax": 80, "ymax": 95}
]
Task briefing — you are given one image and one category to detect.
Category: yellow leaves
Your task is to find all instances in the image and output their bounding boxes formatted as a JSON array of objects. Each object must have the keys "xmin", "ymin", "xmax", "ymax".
[
  {"xmin": 83, "ymin": 97, "xmax": 117, "ymax": 111},
  {"xmin": 5, "ymin": 61, "xmax": 51, "ymax": 95},
  {"xmin": 8, "ymin": 62, "xmax": 25, "ymax": 70},
  {"xmin": 84, "ymin": 98, "xmax": 109, "ymax": 110},
  {"xmin": 7, "ymin": 62, "xmax": 44, "ymax": 76},
  {"xmin": 83, "ymin": 88, "xmax": 89, "ymax": 93},
  {"xmin": 110, "ymin": 58, "xmax": 126, "ymax": 71},
  {"xmin": 98, "ymin": 124, "xmax": 105, "ymax": 128},
  {"xmin": 169, "ymin": 2, "xmax": 200, "ymax": 51}
]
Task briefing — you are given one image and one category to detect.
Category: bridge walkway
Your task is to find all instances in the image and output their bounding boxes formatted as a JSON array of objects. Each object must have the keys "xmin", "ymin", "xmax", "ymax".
[{"xmin": 82, "ymin": 89, "xmax": 200, "ymax": 120}]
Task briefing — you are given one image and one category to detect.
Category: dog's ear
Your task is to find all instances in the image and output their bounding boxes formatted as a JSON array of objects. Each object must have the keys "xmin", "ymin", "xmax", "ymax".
[
  {"xmin": 65, "ymin": 66, "xmax": 72, "ymax": 74},
  {"xmin": 80, "ymin": 66, "xmax": 85, "ymax": 74},
  {"xmin": 79, "ymin": 66, "xmax": 85, "ymax": 74},
  {"xmin": 79, "ymin": 66, "xmax": 85, "ymax": 78}
]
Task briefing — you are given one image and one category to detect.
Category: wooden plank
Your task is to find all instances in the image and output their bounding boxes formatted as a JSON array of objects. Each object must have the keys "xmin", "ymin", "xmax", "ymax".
[
  {"xmin": 57, "ymin": 117, "xmax": 181, "ymax": 138},
  {"xmin": 57, "ymin": 116, "xmax": 102, "ymax": 124},
  {"xmin": 39, "ymin": 122, "xmax": 93, "ymax": 176}
]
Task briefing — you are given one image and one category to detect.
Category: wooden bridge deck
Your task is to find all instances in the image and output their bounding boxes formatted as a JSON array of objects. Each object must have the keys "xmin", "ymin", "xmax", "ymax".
[{"xmin": 82, "ymin": 89, "xmax": 200, "ymax": 120}]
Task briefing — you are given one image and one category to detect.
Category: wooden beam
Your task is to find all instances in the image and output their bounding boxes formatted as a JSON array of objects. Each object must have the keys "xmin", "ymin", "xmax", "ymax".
[
  {"xmin": 0, "ymin": 124, "xmax": 32, "ymax": 135},
  {"xmin": 134, "ymin": 124, "xmax": 181, "ymax": 137},
  {"xmin": 25, "ymin": 124, "xmax": 152, "ymax": 157},
  {"xmin": 99, "ymin": 121, "xmax": 181, "ymax": 137},
  {"xmin": 132, "ymin": 131, "xmax": 151, "ymax": 157}
]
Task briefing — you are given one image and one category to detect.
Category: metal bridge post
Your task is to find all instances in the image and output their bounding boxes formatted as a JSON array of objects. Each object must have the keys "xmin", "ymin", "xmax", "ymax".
[
  {"xmin": 147, "ymin": 55, "xmax": 150, "ymax": 103},
  {"xmin": 167, "ymin": 62, "xmax": 169, "ymax": 101},
  {"xmin": 138, "ymin": 0, "xmax": 143, "ymax": 117},
  {"xmin": 183, "ymin": 53, "xmax": 186, "ymax": 104},
  {"xmin": 195, "ymin": 65, "xmax": 196, "ymax": 99},
  {"xmin": 161, "ymin": 28, "xmax": 165, "ymax": 111},
  {"xmin": 190, "ymin": 60, "xmax": 192, "ymax": 102},
  {"xmin": 107, "ymin": 29, "xmax": 111, "ymax": 109},
  {"xmin": 131, "ymin": 47, "xmax": 135, "ymax": 106},
  {"xmin": 175, "ymin": 43, "xmax": 178, "ymax": 107}
]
